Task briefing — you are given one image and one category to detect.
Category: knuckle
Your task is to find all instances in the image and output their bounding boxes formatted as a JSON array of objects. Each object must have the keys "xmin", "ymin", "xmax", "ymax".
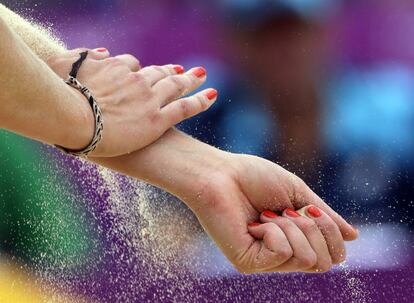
[
  {"xmin": 290, "ymin": 174, "xmax": 308, "ymax": 198},
  {"xmin": 127, "ymin": 72, "xmax": 144, "ymax": 83},
  {"xmin": 320, "ymin": 220, "xmax": 337, "ymax": 235},
  {"xmin": 124, "ymin": 53, "xmax": 138, "ymax": 61},
  {"xmin": 300, "ymin": 220, "xmax": 318, "ymax": 234},
  {"xmin": 295, "ymin": 177, "xmax": 308, "ymax": 193},
  {"xmin": 121, "ymin": 54, "xmax": 141, "ymax": 69},
  {"xmin": 178, "ymin": 99, "xmax": 190, "ymax": 118},
  {"xmin": 276, "ymin": 217, "xmax": 291, "ymax": 228},
  {"xmin": 105, "ymin": 57, "xmax": 123, "ymax": 66},
  {"xmin": 169, "ymin": 76, "xmax": 187, "ymax": 95},
  {"xmin": 277, "ymin": 245, "xmax": 293, "ymax": 261},
  {"xmin": 196, "ymin": 94, "xmax": 208, "ymax": 110},
  {"xmin": 151, "ymin": 65, "xmax": 168, "ymax": 75},
  {"xmin": 261, "ymin": 224, "xmax": 273, "ymax": 235},
  {"xmin": 300, "ymin": 254, "xmax": 317, "ymax": 269},
  {"xmin": 129, "ymin": 55, "xmax": 140, "ymax": 66}
]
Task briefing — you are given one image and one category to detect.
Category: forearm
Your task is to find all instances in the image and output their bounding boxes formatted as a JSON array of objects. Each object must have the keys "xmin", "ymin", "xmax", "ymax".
[
  {"xmin": 0, "ymin": 5, "xmax": 224, "ymax": 204},
  {"xmin": 93, "ymin": 128, "xmax": 229, "ymax": 205},
  {"xmin": 0, "ymin": 5, "xmax": 217, "ymax": 196},
  {"xmin": 0, "ymin": 15, "xmax": 93, "ymax": 149}
]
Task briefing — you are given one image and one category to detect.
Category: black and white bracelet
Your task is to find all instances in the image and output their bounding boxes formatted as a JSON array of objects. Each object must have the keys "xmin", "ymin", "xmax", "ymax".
[{"xmin": 55, "ymin": 51, "xmax": 104, "ymax": 157}]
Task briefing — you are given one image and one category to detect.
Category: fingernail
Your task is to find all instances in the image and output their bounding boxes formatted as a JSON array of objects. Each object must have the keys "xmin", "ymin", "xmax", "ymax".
[
  {"xmin": 206, "ymin": 89, "xmax": 218, "ymax": 100},
  {"xmin": 193, "ymin": 67, "xmax": 206, "ymax": 78},
  {"xmin": 263, "ymin": 210, "xmax": 279, "ymax": 218},
  {"xmin": 248, "ymin": 222, "xmax": 261, "ymax": 227},
  {"xmin": 95, "ymin": 48, "xmax": 107, "ymax": 53},
  {"xmin": 307, "ymin": 205, "xmax": 321, "ymax": 218},
  {"xmin": 285, "ymin": 208, "xmax": 300, "ymax": 218},
  {"xmin": 173, "ymin": 65, "xmax": 185, "ymax": 74}
]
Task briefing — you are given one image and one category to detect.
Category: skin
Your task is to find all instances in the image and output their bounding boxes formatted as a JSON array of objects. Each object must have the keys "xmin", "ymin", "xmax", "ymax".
[
  {"xmin": 0, "ymin": 16, "xmax": 93, "ymax": 151},
  {"xmin": 93, "ymin": 130, "xmax": 357, "ymax": 273},
  {"xmin": 0, "ymin": 16, "xmax": 217, "ymax": 157},
  {"xmin": 47, "ymin": 48, "xmax": 218, "ymax": 156},
  {"xmin": 0, "ymin": 5, "xmax": 358, "ymax": 274}
]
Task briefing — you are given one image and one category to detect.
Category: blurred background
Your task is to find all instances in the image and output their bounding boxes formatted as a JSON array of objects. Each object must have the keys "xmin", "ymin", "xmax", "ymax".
[{"xmin": 0, "ymin": 0, "xmax": 413, "ymax": 302}]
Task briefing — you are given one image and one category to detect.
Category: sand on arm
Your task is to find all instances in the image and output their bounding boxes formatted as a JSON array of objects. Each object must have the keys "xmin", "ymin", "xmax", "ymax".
[{"xmin": 0, "ymin": 3, "xmax": 66, "ymax": 60}]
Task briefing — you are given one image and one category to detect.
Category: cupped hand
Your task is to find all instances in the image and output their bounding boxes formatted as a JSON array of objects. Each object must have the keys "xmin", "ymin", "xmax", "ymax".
[
  {"xmin": 47, "ymin": 48, "xmax": 217, "ymax": 157},
  {"xmin": 184, "ymin": 153, "xmax": 358, "ymax": 274}
]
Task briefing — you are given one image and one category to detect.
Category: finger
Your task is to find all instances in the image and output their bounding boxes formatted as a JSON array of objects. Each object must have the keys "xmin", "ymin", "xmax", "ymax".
[
  {"xmin": 54, "ymin": 47, "xmax": 90, "ymax": 58},
  {"xmin": 259, "ymin": 212, "xmax": 317, "ymax": 272},
  {"xmin": 90, "ymin": 48, "xmax": 111, "ymax": 59},
  {"xmin": 160, "ymin": 89, "xmax": 217, "ymax": 127},
  {"xmin": 276, "ymin": 208, "xmax": 333, "ymax": 272},
  {"xmin": 294, "ymin": 179, "xmax": 359, "ymax": 241},
  {"xmin": 61, "ymin": 47, "xmax": 110, "ymax": 60},
  {"xmin": 296, "ymin": 205, "xmax": 346, "ymax": 265},
  {"xmin": 114, "ymin": 54, "xmax": 141, "ymax": 72},
  {"xmin": 261, "ymin": 210, "xmax": 332, "ymax": 273},
  {"xmin": 153, "ymin": 67, "xmax": 208, "ymax": 106},
  {"xmin": 138, "ymin": 64, "xmax": 185, "ymax": 86},
  {"xmin": 246, "ymin": 222, "xmax": 293, "ymax": 272}
]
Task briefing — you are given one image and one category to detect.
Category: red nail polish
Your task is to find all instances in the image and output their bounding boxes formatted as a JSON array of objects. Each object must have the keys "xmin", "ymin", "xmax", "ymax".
[
  {"xmin": 193, "ymin": 67, "xmax": 206, "ymax": 78},
  {"xmin": 206, "ymin": 89, "xmax": 218, "ymax": 100},
  {"xmin": 285, "ymin": 208, "xmax": 300, "ymax": 218},
  {"xmin": 174, "ymin": 65, "xmax": 185, "ymax": 74},
  {"xmin": 263, "ymin": 210, "xmax": 279, "ymax": 218},
  {"xmin": 307, "ymin": 206, "xmax": 321, "ymax": 218},
  {"xmin": 96, "ymin": 48, "xmax": 107, "ymax": 53},
  {"xmin": 248, "ymin": 222, "xmax": 261, "ymax": 227}
]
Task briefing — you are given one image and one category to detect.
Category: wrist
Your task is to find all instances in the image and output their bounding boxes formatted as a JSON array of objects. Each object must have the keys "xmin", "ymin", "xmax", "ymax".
[
  {"xmin": 58, "ymin": 87, "xmax": 95, "ymax": 150},
  {"xmin": 93, "ymin": 129, "xmax": 235, "ymax": 210},
  {"xmin": 141, "ymin": 130, "xmax": 233, "ymax": 206}
]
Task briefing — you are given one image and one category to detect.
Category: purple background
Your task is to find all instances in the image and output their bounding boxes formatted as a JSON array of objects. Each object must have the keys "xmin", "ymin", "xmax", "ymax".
[{"xmin": 1, "ymin": 0, "xmax": 414, "ymax": 302}]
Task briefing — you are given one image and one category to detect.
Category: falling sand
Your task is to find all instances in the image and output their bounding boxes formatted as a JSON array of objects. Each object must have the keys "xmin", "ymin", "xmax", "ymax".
[{"xmin": 0, "ymin": 4, "xmax": 371, "ymax": 301}]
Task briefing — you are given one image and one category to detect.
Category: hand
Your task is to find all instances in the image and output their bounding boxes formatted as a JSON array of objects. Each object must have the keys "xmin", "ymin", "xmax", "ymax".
[
  {"xmin": 47, "ymin": 48, "xmax": 217, "ymax": 157},
  {"xmin": 92, "ymin": 128, "xmax": 358, "ymax": 274},
  {"xmin": 179, "ymin": 153, "xmax": 358, "ymax": 274}
]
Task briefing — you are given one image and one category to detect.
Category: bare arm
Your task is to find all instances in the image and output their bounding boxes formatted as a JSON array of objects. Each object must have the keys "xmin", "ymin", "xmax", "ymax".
[
  {"xmin": 93, "ymin": 128, "xmax": 358, "ymax": 273},
  {"xmin": 0, "ymin": 14, "xmax": 94, "ymax": 150},
  {"xmin": 0, "ymin": 4, "xmax": 358, "ymax": 274},
  {"xmin": 0, "ymin": 3, "xmax": 216, "ymax": 157}
]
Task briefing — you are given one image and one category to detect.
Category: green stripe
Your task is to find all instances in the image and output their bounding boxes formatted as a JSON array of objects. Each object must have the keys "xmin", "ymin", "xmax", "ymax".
[{"xmin": 0, "ymin": 130, "xmax": 99, "ymax": 269}]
